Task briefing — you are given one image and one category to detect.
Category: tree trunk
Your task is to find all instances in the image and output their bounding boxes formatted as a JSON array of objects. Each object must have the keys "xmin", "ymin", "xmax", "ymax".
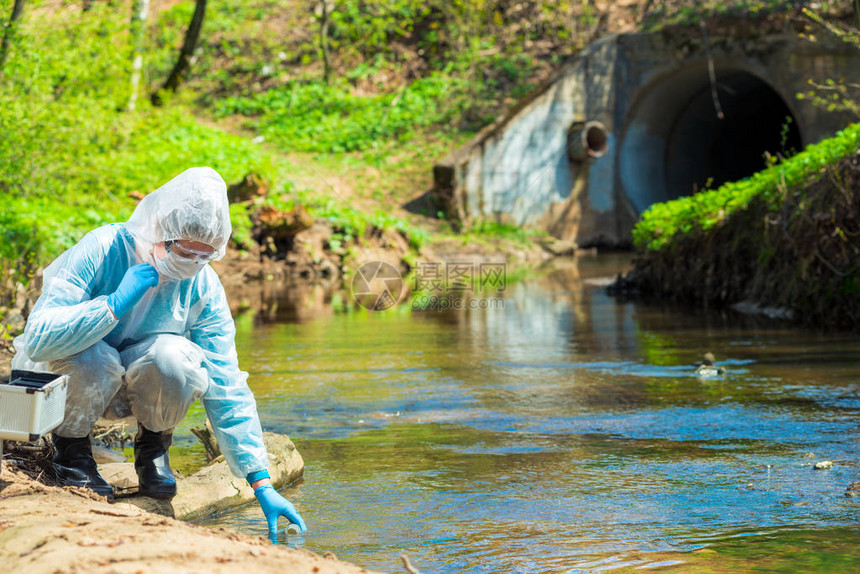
[
  {"xmin": 638, "ymin": 0, "xmax": 654, "ymax": 24},
  {"xmin": 0, "ymin": 0, "xmax": 26, "ymax": 72},
  {"xmin": 855, "ymin": 0, "xmax": 859, "ymax": 31},
  {"xmin": 128, "ymin": 0, "xmax": 150, "ymax": 112},
  {"xmin": 319, "ymin": 0, "xmax": 331, "ymax": 84},
  {"xmin": 152, "ymin": 0, "xmax": 206, "ymax": 105}
]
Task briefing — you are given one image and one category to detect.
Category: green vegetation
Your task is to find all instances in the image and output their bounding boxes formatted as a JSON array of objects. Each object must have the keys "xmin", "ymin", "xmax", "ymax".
[
  {"xmin": 0, "ymin": 0, "xmax": 856, "ymax": 337},
  {"xmin": 0, "ymin": 0, "xmax": 607, "ymax": 322},
  {"xmin": 462, "ymin": 220, "xmax": 546, "ymax": 246},
  {"xmin": 630, "ymin": 124, "xmax": 860, "ymax": 330},
  {"xmin": 177, "ymin": 0, "xmax": 589, "ymax": 128},
  {"xmin": 0, "ymin": 6, "xmax": 272, "ymax": 307},
  {"xmin": 643, "ymin": 0, "xmax": 816, "ymax": 31},
  {"xmin": 214, "ymin": 73, "xmax": 465, "ymax": 153},
  {"xmin": 0, "ymin": 0, "xmax": 587, "ymax": 248},
  {"xmin": 632, "ymin": 122, "xmax": 860, "ymax": 251}
]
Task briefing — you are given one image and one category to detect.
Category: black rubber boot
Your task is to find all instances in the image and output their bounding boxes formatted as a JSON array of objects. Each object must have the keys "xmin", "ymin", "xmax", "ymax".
[
  {"xmin": 51, "ymin": 433, "xmax": 115, "ymax": 499},
  {"xmin": 134, "ymin": 425, "xmax": 177, "ymax": 499}
]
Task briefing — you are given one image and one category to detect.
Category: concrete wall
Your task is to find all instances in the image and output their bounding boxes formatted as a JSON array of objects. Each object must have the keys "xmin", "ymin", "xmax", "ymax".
[
  {"xmin": 433, "ymin": 36, "xmax": 618, "ymax": 242},
  {"xmin": 433, "ymin": 22, "xmax": 860, "ymax": 247}
]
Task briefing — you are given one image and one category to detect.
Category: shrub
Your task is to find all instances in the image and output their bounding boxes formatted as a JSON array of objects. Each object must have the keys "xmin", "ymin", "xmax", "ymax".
[{"xmin": 633, "ymin": 122, "xmax": 860, "ymax": 251}]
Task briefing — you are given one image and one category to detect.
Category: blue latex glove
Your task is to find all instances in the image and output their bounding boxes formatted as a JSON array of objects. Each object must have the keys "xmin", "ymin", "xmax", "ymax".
[
  {"xmin": 106, "ymin": 263, "xmax": 159, "ymax": 318},
  {"xmin": 254, "ymin": 484, "xmax": 307, "ymax": 540}
]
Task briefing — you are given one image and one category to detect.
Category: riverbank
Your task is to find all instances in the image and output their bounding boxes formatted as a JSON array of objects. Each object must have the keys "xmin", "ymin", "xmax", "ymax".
[
  {"xmin": 0, "ymin": 466, "xmax": 378, "ymax": 574},
  {"xmin": 615, "ymin": 125, "xmax": 860, "ymax": 331},
  {"xmin": 0, "ymin": 425, "xmax": 376, "ymax": 572}
]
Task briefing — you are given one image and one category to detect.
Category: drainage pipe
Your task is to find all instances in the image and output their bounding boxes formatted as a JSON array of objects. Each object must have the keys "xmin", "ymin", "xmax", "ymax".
[{"xmin": 567, "ymin": 121, "xmax": 609, "ymax": 162}]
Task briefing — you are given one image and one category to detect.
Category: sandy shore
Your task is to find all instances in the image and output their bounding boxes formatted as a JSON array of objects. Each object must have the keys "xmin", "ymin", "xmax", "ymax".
[{"xmin": 0, "ymin": 467, "xmax": 379, "ymax": 574}]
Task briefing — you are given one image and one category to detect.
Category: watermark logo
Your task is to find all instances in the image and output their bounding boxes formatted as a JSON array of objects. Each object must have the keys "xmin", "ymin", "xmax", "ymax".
[
  {"xmin": 411, "ymin": 293, "xmax": 506, "ymax": 311},
  {"xmin": 411, "ymin": 261, "xmax": 506, "ymax": 312},
  {"xmin": 351, "ymin": 261, "xmax": 404, "ymax": 311},
  {"xmin": 412, "ymin": 261, "xmax": 507, "ymax": 293},
  {"xmin": 351, "ymin": 260, "xmax": 507, "ymax": 311}
]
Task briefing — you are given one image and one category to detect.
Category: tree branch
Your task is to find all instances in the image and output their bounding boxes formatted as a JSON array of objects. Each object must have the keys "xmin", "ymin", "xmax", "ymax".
[
  {"xmin": 190, "ymin": 418, "xmax": 221, "ymax": 461},
  {"xmin": 400, "ymin": 554, "xmax": 421, "ymax": 574}
]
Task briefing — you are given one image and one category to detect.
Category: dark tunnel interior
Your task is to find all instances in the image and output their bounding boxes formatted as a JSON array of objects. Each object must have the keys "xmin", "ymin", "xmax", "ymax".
[
  {"xmin": 665, "ymin": 71, "xmax": 803, "ymax": 198},
  {"xmin": 620, "ymin": 67, "xmax": 804, "ymax": 213}
]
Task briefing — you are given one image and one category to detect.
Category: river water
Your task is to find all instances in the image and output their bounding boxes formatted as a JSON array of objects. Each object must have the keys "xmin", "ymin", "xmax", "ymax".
[{"xmin": 187, "ymin": 254, "xmax": 860, "ymax": 572}]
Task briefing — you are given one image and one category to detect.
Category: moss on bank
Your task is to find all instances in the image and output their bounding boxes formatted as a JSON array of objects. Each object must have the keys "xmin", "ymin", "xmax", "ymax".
[{"xmin": 628, "ymin": 123, "xmax": 860, "ymax": 330}]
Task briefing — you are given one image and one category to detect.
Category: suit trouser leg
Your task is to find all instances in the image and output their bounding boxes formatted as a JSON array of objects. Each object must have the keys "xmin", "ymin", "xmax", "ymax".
[
  {"xmin": 50, "ymin": 334, "xmax": 209, "ymax": 437},
  {"xmin": 49, "ymin": 341, "xmax": 125, "ymax": 438},
  {"xmin": 113, "ymin": 334, "xmax": 210, "ymax": 432}
]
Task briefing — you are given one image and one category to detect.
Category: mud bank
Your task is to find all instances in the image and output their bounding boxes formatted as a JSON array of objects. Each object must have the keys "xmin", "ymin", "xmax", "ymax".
[
  {"xmin": 0, "ymin": 466, "xmax": 378, "ymax": 574},
  {"xmin": 612, "ymin": 152, "xmax": 860, "ymax": 331},
  {"xmin": 0, "ymin": 433, "xmax": 378, "ymax": 572},
  {"xmin": 213, "ymin": 219, "xmax": 554, "ymax": 292}
]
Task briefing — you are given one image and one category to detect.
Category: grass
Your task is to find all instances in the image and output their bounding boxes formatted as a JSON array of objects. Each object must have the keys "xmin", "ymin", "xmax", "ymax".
[
  {"xmin": 632, "ymin": 122, "xmax": 860, "ymax": 252},
  {"xmin": 641, "ymin": 0, "xmax": 822, "ymax": 31},
  {"xmin": 213, "ymin": 72, "xmax": 467, "ymax": 153},
  {"xmin": 0, "ymin": 3, "xmax": 440, "ymax": 299}
]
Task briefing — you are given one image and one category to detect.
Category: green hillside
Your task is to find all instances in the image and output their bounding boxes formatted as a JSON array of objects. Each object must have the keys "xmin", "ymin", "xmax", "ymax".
[{"xmin": 0, "ymin": 0, "xmax": 851, "ymax": 336}]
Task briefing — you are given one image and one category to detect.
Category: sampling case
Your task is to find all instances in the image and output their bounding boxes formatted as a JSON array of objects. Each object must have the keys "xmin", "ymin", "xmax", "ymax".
[{"xmin": 0, "ymin": 369, "xmax": 68, "ymax": 441}]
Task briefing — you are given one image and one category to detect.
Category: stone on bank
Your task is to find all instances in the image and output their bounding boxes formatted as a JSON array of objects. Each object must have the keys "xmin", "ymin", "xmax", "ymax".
[{"xmin": 99, "ymin": 432, "xmax": 303, "ymax": 520}]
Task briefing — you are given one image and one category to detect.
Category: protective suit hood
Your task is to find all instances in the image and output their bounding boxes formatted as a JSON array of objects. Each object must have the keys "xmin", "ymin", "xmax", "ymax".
[{"xmin": 126, "ymin": 167, "xmax": 231, "ymax": 261}]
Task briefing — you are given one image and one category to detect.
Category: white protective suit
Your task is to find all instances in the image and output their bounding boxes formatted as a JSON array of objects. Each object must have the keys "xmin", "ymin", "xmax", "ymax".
[{"xmin": 12, "ymin": 167, "xmax": 268, "ymax": 478}]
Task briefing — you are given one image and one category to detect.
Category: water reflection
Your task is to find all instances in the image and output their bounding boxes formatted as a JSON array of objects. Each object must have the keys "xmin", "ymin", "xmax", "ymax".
[
  {"xmin": 190, "ymin": 254, "xmax": 860, "ymax": 573},
  {"xmin": 227, "ymin": 276, "xmax": 342, "ymax": 324}
]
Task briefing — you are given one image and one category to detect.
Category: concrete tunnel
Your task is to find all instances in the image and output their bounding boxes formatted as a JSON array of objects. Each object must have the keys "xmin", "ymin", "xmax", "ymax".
[
  {"xmin": 619, "ymin": 66, "xmax": 803, "ymax": 213},
  {"xmin": 432, "ymin": 29, "xmax": 857, "ymax": 246}
]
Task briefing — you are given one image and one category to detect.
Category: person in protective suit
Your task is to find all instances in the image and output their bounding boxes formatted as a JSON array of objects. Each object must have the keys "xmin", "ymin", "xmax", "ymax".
[{"xmin": 12, "ymin": 167, "xmax": 306, "ymax": 537}]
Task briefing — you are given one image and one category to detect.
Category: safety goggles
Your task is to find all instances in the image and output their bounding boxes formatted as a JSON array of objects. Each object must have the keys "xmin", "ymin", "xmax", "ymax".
[{"xmin": 165, "ymin": 239, "xmax": 218, "ymax": 264}]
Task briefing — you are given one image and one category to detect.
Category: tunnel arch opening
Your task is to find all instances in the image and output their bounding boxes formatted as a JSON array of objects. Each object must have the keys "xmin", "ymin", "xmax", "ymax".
[{"xmin": 619, "ymin": 67, "xmax": 803, "ymax": 214}]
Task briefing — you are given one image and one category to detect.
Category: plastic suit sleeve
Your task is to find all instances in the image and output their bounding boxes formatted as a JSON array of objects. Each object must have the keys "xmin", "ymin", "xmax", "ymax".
[
  {"xmin": 19, "ymin": 235, "xmax": 119, "ymax": 363},
  {"xmin": 190, "ymin": 278, "xmax": 268, "ymax": 478},
  {"xmin": 23, "ymin": 291, "xmax": 118, "ymax": 363}
]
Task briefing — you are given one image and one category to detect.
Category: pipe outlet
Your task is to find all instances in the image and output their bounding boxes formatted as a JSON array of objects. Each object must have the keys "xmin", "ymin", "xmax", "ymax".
[{"xmin": 567, "ymin": 121, "xmax": 609, "ymax": 162}]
